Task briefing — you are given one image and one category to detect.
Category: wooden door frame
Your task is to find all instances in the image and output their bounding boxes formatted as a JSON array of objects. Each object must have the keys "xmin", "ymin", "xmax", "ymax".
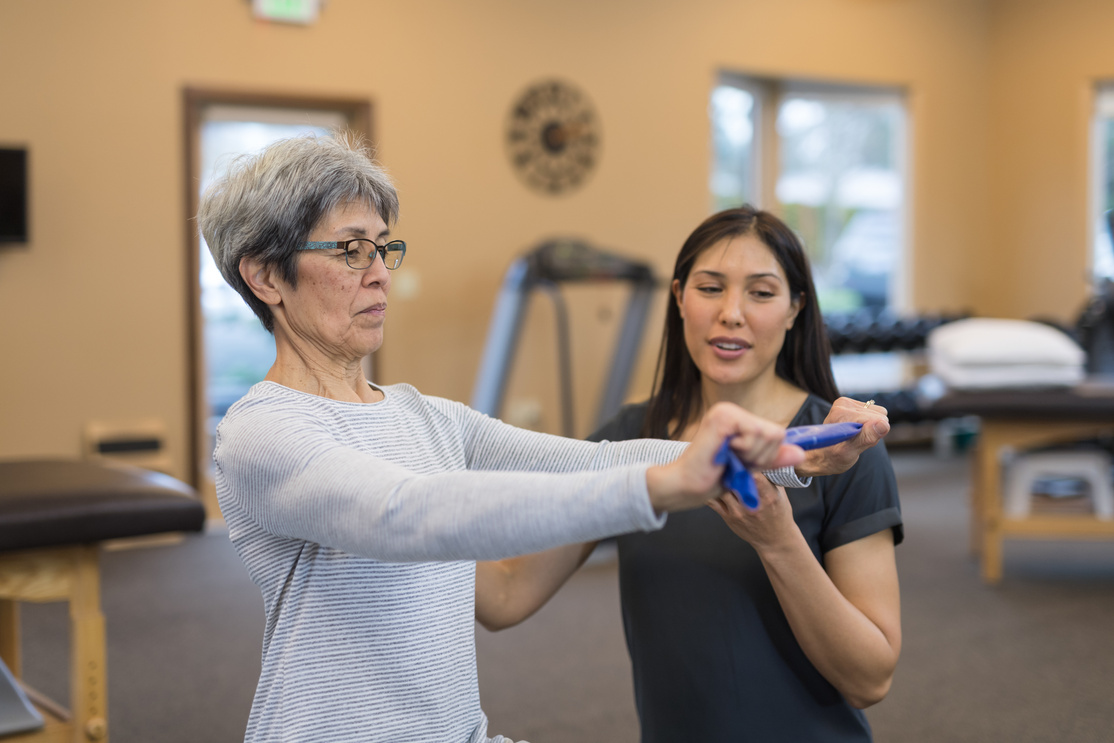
[{"xmin": 182, "ymin": 88, "xmax": 373, "ymax": 494}]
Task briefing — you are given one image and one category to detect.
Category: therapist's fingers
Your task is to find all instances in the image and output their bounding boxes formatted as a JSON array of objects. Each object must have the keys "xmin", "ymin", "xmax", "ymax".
[{"xmin": 828, "ymin": 396, "xmax": 890, "ymax": 444}]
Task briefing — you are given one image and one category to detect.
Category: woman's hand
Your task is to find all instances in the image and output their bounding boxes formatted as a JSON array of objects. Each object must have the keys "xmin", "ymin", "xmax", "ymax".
[
  {"xmin": 707, "ymin": 475, "xmax": 798, "ymax": 550},
  {"xmin": 796, "ymin": 397, "xmax": 891, "ymax": 478},
  {"xmin": 645, "ymin": 402, "xmax": 804, "ymax": 514}
]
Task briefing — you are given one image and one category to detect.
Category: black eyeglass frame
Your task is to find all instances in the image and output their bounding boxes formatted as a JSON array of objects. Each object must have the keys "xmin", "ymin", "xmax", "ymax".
[{"xmin": 299, "ymin": 239, "xmax": 407, "ymax": 270}]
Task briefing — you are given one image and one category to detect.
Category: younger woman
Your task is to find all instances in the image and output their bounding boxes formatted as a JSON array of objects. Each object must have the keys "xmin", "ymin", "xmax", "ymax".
[{"xmin": 588, "ymin": 205, "xmax": 902, "ymax": 742}]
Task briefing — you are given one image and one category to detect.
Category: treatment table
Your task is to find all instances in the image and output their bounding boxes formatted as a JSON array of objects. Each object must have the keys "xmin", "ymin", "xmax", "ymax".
[
  {"xmin": 0, "ymin": 459, "xmax": 205, "ymax": 742},
  {"xmin": 929, "ymin": 379, "xmax": 1114, "ymax": 583}
]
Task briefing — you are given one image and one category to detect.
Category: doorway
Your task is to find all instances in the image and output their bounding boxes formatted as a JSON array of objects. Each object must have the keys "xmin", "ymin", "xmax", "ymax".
[{"xmin": 183, "ymin": 89, "xmax": 372, "ymax": 513}]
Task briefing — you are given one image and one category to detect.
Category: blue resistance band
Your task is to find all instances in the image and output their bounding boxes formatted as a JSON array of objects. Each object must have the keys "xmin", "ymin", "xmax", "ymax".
[{"xmin": 716, "ymin": 422, "xmax": 863, "ymax": 509}]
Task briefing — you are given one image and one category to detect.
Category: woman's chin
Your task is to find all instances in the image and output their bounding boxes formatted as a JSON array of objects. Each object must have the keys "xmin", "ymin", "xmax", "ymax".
[
  {"xmin": 356, "ymin": 337, "xmax": 384, "ymax": 359},
  {"xmin": 338, "ymin": 330, "xmax": 384, "ymax": 362},
  {"xmin": 702, "ymin": 369, "xmax": 761, "ymax": 393},
  {"xmin": 699, "ymin": 359, "xmax": 752, "ymax": 384}
]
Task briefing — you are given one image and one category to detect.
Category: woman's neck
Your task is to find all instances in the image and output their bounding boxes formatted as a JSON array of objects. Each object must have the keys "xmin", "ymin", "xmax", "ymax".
[
  {"xmin": 265, "ymin": 337, "xmax": 382, "ymax": 404},
  {"xmin": 676, "ymin": 372, "xmax": 807, "ymax": 442}
]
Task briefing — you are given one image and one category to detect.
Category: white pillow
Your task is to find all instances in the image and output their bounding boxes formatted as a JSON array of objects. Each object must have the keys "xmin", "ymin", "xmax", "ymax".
[
  {"xmin": 928, "ymin": 318, "xmax": 1085, "ymax": 389},
  {"xmin": 928, "ymin": 318, "xmax": 1085, "ymax": 367}
]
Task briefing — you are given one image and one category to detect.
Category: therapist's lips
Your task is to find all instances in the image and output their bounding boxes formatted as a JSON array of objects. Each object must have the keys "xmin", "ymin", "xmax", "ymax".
[
  {"xmin": 708, "ymin": 336, "xmax": 750, "ymax": 359},
  {"xmin": 360, "ymin": 302, "xmax": 387, "ymax": 317}
]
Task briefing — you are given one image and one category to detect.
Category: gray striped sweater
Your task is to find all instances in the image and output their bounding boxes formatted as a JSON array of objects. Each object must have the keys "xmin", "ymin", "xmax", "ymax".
[{"xmin": 214, "ymin": 381, "xmax": 683, "ymax": 743}]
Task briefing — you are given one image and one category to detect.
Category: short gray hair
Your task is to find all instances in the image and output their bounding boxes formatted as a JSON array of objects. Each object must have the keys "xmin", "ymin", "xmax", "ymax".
[{"xmin": 196, "ymin": 132, "xmax": 400, "ymax": 332}]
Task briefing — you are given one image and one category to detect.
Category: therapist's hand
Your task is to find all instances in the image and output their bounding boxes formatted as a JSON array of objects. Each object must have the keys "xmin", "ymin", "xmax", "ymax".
[
  {"xmin": 708, "ymin": 475, "xmax": 798, "ymax": 549},
  {"xmin": 796, "ymin": 397, "xmax": 890, "ymax": 478},
  {"xmin": 645, "ymin": 402, "xmax": 804, "ymax": 514}
]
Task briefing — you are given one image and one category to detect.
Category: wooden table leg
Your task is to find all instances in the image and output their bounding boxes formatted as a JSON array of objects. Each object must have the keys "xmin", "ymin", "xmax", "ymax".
[
  {"xmin": 976, "ymin": 430, "xmax": 1004, "ymax": 584},
  {"xmin": 981, "ymin": 516, "xmax": 1004, "ymax": 584},
  {"xmin": 70, "ymin": 545, "xmax": 108, "ymax": 742},
  {"xmin": 969, "ymin": 448, "xmax": 983, "ymax": 556},
  {"xmin": 0, "ymin": 598, "xmax": 19, "ymax": 676}
]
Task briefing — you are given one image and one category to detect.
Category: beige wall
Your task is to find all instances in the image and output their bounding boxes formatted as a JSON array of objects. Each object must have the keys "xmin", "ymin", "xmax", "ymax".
[
  {"xmin": 0, "ymin": 0, "xmax": 1100, "ymax": 481},
  {"xmin": 987, "ymin": 0, "xmax": 1114, "ymax": 319}
]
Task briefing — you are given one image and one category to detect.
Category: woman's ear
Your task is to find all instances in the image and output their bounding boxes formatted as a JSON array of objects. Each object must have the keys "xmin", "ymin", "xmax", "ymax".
[
  {"xmin": 786, "ymin": 292, "xmax": 803, "ymax": 330},
  {"xmin": 671, "ymin": 278, "xmax": 685, "ymax": 319},
  {"xmin": 239, "ymin": 256, "xmax": 284, "ymax": 307}
]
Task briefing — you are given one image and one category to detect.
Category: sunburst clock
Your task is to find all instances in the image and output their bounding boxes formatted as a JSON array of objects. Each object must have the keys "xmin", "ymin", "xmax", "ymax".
[{"xmin": 505, "ymin": 79, "xmax": 601, "ymax": 196}]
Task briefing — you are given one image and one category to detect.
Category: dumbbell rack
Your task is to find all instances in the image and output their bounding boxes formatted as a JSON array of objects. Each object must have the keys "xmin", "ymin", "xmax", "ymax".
[{"xmin": 824, "ymin": 310, "xmax": 969, "ymax": 445}]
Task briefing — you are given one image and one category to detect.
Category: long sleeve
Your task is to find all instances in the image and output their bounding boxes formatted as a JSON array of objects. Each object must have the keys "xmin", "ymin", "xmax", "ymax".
[
  {"xmin": 215, "ymin": 382, "xmax": 694, "ymax": 743},
  {"xmin": 215, "ymin": 383, "xmax": 684, "ymax": 562}
]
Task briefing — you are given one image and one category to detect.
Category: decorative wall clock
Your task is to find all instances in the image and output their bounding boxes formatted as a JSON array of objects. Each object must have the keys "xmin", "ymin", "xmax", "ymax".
[{"xmin": 505, "ymin": 79, "xmax": 601, "ymax": 195}]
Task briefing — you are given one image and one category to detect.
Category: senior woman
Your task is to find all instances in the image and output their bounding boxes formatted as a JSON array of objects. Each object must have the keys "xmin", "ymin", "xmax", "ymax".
[{"xmin": 196, "ymin": 133, "xmax": 804, "ymax": 743}]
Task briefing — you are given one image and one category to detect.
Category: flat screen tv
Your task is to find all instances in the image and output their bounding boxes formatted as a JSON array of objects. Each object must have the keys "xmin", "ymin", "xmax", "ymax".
[{"xmin": 0, "ymin": 148, "xmax": 28, "ymax": 243}]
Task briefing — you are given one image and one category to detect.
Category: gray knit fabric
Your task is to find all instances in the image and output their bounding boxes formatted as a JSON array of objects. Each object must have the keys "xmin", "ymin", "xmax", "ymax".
[
  {"xmin": 214, "ymin": 381, "xmax": 683, "ymax": 743},
  {"xmin": 765, "ymin": 464, "xmax": 812, "ymax": 488}
]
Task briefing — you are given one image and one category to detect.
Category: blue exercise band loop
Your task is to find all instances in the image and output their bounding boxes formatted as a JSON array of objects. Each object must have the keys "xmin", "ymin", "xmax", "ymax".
[{"xmin": 715, "ymin": 440, "xmax": 761, "ymax": 509}]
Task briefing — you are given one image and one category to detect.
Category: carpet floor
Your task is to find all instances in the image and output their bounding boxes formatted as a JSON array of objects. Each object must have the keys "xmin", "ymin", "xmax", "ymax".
[{"xmin": 17, "ymin": 449, "xmax": 1114, "ymax": 742}]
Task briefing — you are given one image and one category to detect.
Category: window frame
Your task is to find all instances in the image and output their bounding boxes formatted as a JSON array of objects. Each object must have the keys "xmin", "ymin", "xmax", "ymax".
[
  {"xmin": 711, "ymin": 73, "xmax": 912, "ymax": 314},
  {"xmin": 1089, "ymin": 82, "xmax": 1114, "ymax": 283}
]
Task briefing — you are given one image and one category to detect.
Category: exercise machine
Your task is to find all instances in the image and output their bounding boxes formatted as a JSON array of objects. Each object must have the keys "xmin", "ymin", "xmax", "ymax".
[{"xmin": 471, "ymin": 238, "xmax": 658, "ymax": 436}]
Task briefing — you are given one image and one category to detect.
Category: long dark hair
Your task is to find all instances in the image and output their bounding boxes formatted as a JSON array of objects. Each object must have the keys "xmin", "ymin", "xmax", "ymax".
[{"xmin": 642, "ymin": 205, "xmax": 839, "ymax": 439}]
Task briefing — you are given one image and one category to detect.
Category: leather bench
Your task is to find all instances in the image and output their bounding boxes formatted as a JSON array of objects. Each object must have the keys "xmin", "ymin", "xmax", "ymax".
[{"xmin": 0, "ymin": 459, "xmax": 205, "ymax": 742}]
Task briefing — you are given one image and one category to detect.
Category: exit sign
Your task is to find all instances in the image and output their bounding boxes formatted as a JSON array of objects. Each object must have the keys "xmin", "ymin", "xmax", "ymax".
[{"xmin": 252, "ymin": 0, "xmax": 321, "ymax": 25}]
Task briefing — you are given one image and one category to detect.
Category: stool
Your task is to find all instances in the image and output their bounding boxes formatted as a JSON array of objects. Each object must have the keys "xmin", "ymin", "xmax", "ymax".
[
  {"xmin": 0, "ymin": 459, "xmax": 206, "ymax": 742},
  {"xmin": 1004, "ymin": 450, "xmax": 1114, "ymax": 519}
]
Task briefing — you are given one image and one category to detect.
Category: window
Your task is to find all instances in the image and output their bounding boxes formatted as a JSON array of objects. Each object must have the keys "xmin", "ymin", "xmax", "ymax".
[
  {"xmin": 710, "ymin": 76, "xmax": 908, "ymax": 314},
  {"xmin": 183, "ymin": 89, "xmax": 371, "ymax": 491},
  {"xmin": 1090, "ymin": 85, "xmax": 1114, "ymax": 283},
  {"xmin": 711, "ymin": 76, "xmax": 910, "ymax": 396}
]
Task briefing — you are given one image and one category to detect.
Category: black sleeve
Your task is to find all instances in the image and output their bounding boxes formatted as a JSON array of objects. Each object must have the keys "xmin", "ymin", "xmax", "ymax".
[{"xmin": 819, "ymin": 441, "xmax": 904, "ymax": 551}]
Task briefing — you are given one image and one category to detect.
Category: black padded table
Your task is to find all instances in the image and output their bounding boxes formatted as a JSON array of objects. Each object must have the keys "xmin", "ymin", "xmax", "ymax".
[
  {"xmin": 0, "ymin": 459, "xmax": 205, "ymax": 552},
  {"xmin": 928, "ymin": 379, "xmax": 1114, "ymax": 583},
  {"xmin": 0, "ymin": 459, "xmax": 204, "ymax": 742}
]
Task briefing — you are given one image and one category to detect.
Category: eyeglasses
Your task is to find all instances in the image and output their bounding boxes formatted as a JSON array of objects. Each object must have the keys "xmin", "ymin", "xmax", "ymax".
[{"xmin": 299, "ymin": 239, "xmax": 407, "ymax": 270}]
